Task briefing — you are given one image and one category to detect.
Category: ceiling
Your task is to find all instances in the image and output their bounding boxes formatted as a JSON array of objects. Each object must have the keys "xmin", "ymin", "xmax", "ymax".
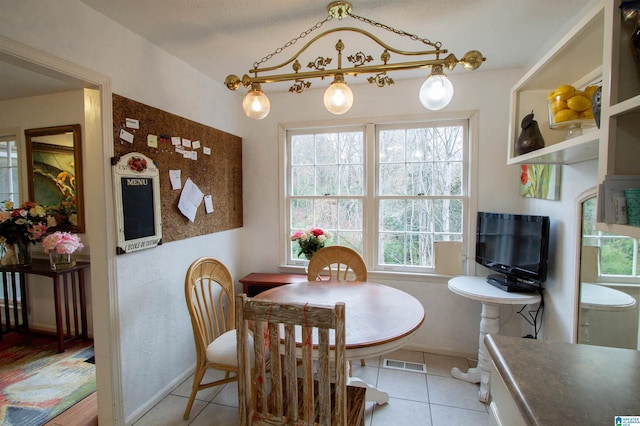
[{"xmin": 3, "ymin": 0, "xmax": 590, "ymax": 100}]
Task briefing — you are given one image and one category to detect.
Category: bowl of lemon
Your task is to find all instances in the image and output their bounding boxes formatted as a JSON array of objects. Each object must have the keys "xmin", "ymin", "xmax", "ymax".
[{"xmin": 547, "ymin": 84, "xmax": 599, "ymax": 138}]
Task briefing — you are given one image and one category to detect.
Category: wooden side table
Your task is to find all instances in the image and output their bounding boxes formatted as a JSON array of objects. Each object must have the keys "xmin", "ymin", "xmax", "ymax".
[
  {"xmin": 448, "ymin": 275, "xmax": 541, "ymax": 403},
  {"xmin": 0, "ymin": 258, "xmax": 90, "ymax": 352},
  {"xmin": 238, "ymin": 273, "xmax": 308, "ymax": 297}
]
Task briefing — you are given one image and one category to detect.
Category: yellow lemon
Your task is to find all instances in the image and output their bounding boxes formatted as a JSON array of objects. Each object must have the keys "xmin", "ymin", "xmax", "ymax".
[
  {"xmin": 553, "ymin": 84, "xmax": 576, "ymax": 100},
  {"xmin": 549, "ymin": 99, "xmax": 568, "ymax": 115},
  {"xmin": 554, "ymin": 108, "xmax": 579, "ymax": 123},
  {"xmin": 583, "ymin": 85, "xmax": 599, "ymax": 98},
  {"xmin": 581, "ymin": 109, "xmax": 594, "ymax": 120},
  {"xmin": 567, "ymin": 95, "xmax": 591, "ymax": 112}
]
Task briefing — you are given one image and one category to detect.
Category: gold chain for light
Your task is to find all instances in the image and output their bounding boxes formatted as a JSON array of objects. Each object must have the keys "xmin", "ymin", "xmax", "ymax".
[
  {"xmin": 348, "ymin": 12, "xmax": 442, "ymax": 50},
  {"xmin": 252, "ymin": 16, "xmax": 334, "ymax": 70},
  {"xmin": 252, "ymin": 7, "xmax": 443, "ymax": 70}
]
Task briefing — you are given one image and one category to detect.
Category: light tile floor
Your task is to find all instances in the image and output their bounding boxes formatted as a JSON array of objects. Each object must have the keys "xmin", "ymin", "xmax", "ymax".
[{"xmin": 133, "ymin": 349, "xmax": 488, "ymax": 426}]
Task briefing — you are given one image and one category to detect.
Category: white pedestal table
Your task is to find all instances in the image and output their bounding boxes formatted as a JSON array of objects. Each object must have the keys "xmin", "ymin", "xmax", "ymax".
[{"xmin": 447, "ymin": 276, "xmax": 541, "ymax": 402}]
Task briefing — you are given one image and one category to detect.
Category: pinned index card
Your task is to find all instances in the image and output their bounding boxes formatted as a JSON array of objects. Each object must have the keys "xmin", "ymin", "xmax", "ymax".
[
  {"xmin": 204, "ymin": 195, "xmax": 214, "ymax": 214},
  {"xmin": 120, "ymin": 129, "xmax": 134, "ymax": 143},
  {"xmin": 169, "ymin": 170, "xmax": 181, "ymax": 189},
  {"xmin": 147, "ymin": 134, "xmax": 158, "ymax": 148},
  {"xmin": 125, "ymin": 118, "xmax": 140, "ymax": 129}
]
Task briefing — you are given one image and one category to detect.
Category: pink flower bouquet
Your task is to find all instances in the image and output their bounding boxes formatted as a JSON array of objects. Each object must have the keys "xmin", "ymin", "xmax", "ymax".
[
  {"xmin": 42, "ymin": 231, "xmax": 84, "ymax": 255},
  {"xmin": 290, "ymin": 226, "xmax": 332, "ymax": 259}
]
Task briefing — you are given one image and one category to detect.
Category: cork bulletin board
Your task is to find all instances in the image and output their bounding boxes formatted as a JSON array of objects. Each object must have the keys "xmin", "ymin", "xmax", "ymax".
[{"xmin": 112, "ymin": 93, "xmax": 243, "ymax": 244}]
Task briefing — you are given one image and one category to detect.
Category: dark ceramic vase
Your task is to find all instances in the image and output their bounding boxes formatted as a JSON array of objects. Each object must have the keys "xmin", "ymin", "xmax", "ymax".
[{"xmin": 515, "ymin": 112, "xmax": 545, "ymax": 155}]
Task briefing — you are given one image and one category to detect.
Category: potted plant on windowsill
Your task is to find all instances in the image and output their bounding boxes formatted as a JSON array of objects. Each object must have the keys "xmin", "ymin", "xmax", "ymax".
[
  {"xmin": 290, "ymin": 227, "xmax": 332, "ymax": 260},
  {"xmin": 42, "ymin": 231, "xmax": 84, "ymax": 270}
]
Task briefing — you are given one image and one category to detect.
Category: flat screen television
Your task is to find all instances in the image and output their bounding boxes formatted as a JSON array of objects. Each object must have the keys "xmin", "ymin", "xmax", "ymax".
[{"xmin": 475, "ymin": 212, "xmax": 550, "ymax": 292}]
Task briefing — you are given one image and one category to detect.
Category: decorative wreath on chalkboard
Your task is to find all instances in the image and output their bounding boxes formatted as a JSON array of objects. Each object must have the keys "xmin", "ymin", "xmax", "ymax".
[{"xmin": 127, "ymin": 156, "xmax": 147, "ymax": 172}]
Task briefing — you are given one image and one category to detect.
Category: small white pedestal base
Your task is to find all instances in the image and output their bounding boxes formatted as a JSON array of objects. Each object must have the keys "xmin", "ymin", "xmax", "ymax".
[
  {"xmin": 447, "ymin": 276, "xmax": 541, "ymax": 402},
  {"xmin": 451, "ymin": 302, "xmax": 500, "ymax": 402}
]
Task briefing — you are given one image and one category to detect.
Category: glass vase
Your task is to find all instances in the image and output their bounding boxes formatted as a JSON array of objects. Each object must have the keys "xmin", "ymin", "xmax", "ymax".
[
  {"xmin": 13, "ymin": 240, "xmax": 32, "ymax": 266},
  {"xmin": 49, "ymin": 252, "xmax": 76, "ymax": 270}
]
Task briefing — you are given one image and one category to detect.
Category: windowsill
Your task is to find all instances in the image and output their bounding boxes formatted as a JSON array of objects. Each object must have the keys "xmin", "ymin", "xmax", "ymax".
[{"xmin": 277, "ymin": 264, "xmax": 454, "ymax": 284}]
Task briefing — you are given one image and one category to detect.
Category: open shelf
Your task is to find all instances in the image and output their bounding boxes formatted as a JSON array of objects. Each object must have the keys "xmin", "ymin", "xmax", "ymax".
[{"xmin": 507, "ymin": 4, "xmax": 604, "ymax": 165}]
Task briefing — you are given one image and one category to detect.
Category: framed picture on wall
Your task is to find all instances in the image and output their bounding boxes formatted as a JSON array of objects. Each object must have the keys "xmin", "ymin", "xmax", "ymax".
[{"xmin": 520, "ymin": 164, "xmax": 561, "ymax": 200}]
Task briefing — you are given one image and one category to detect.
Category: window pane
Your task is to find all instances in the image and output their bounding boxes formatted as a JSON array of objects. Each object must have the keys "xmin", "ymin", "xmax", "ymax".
[
  {"xmin": 380, "ymin": 199, "xmax": 406, "ymax": 232},
  {"xmin": 291, "ymin": 134, "xmax": 315, "ymax": 165},
  {"xmin": 379, "ymin": 130, "xmax": 405, "ymax": 163},
  {"xmin": 434, "ymin": 199, "xmax": 463, "ymax": 233},
  {"xmin": 380, "ymin": 233, "xmax": 405, "ymax": 264},
  {"xmin": 0, "ymin": 138, "xmax": 18, "ymax": 204},
  {"xmin": 315, "ymin": 133, "xmax": 338, "ymax": 165},
  {"xmin": 582, "ymin": 197, "xmax": 597, "ymax": 236},
  {"xmin": 292, "ymin": 166, "xmax": 314, "ymax": 196},
  {"xmin": 339, "ymin": 164, "xmax": 363, "ymax": 195},
  {"xmin": 431, "ymin": 127, "xmax": 463, "ymax": 161},
  {"xmin": 380, "ymin": 164, "xmax": 405, "ymax": 196},
  {"xmin": 334, "ymin": 230, "xmax": 363, "ymax": 252},
  {"xmin": 432, "ymin": 162, "xmax": 462, "ymax": 195},
  {"xmin": 406, "ymin": 163, "xmax": 432, "ymax": 195},
  {"xmin": 407, "ymin": 233, "xmax": 433, "ymax": 266},
  {"xmin": 314, "ymin": 198, "xmax": 338, "ymax": 229},
  {"xmin": 337, "ymin": 199, "xmax": 362, "ymax": 230},
  {"xmin": 406, "ymin": 131, "xmax": 427, "ymax": 162},
  {"xmin": 291, "ymin": 199, "xmax": 313, "ymax": 228},
  {"xmin": 316, "ymin": 165, "xmax": 339, "ymax": 195},
  {"xmin": 407, "ymin": 199, "xmax": 432, "ymax": 232},
  {"xmin": 377, "ymin": 123, "xmax": 465, "ymax": 269},
  {"xmin": 339, "ymin": 132, "xmax": 363, "ymax": 164},
  {"xmin": 600, "ymin": 238, "xmax": 634, "ymax": 275}
]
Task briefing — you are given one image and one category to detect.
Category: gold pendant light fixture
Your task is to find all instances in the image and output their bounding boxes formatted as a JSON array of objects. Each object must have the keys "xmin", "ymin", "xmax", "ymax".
[{"xmin": 225, "ymin": 1, "xmax": 486, "ymax": 119}]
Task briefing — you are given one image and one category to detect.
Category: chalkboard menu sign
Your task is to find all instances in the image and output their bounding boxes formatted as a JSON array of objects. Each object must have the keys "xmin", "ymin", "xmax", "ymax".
[{"xmin": 112, "ymin": 152, "xmax": 162, "ymax": 253}]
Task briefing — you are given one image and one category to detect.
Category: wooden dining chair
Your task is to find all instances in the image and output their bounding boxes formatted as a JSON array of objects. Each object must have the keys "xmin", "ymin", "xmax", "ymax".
[
  {"xmin": 235, "ymin": 293, "xmax": 366, "ymax": 425},
  {"xmin": 183, "ymin": 257, "xmax": 244, "ymax": 420},
  {"xmin": 307, "ymin": 245, "xmax": 367, "ymax": 371},
  {"xmin": 307, "ymin": 246, "xmax": 367, "ymax": 282}
]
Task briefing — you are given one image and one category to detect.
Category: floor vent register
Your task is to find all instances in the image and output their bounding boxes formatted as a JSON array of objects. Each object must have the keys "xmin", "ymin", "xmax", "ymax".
[{"xmin": 382, "ymin": 358, "xmax": 427, "ymax": 373}]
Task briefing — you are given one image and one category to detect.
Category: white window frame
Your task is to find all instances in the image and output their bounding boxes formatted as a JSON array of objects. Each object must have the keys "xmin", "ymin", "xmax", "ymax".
[
  {"xmin": 0, "ymin": 128, "xmax": 24, "ymax": 305},
  {"xmin": 0, "ymin": 128, "xmax": 22, "ymax": 205},
  {"xmin": 279, "ymin": 112, "xmax": 479, "ymax": 278},
  {"xmin": 582, "ymin": 194, "xmax": 640, "ymax": 280}
]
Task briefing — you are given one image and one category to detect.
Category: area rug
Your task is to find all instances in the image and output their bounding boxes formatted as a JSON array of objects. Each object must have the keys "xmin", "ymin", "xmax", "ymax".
[{"xmin": 0, "ymin": 333, "xmax": 95, "ymax": 426}]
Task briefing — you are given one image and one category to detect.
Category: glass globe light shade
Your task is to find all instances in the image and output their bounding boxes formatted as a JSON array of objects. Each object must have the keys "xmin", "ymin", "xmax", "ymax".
[
  {"xmin": 419, "ymin": 66, "xmax": 454, "ymax": 111},
  {"xmin": 323, "ymin": 75, "xmax": 354, "ymax": 115},
  {"xmin": 242, "ymin": 84, "xmax": 271, "ymax": 119}
]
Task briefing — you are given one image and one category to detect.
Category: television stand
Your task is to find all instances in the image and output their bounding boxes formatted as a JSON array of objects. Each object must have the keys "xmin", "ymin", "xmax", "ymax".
[
  {"xmin": 447, "ymin": 276, "xmax": 541, "ymax": 402},
  {"xmin": 487, "ymin": 274, "xmax": 541, "ymax": 293}
]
